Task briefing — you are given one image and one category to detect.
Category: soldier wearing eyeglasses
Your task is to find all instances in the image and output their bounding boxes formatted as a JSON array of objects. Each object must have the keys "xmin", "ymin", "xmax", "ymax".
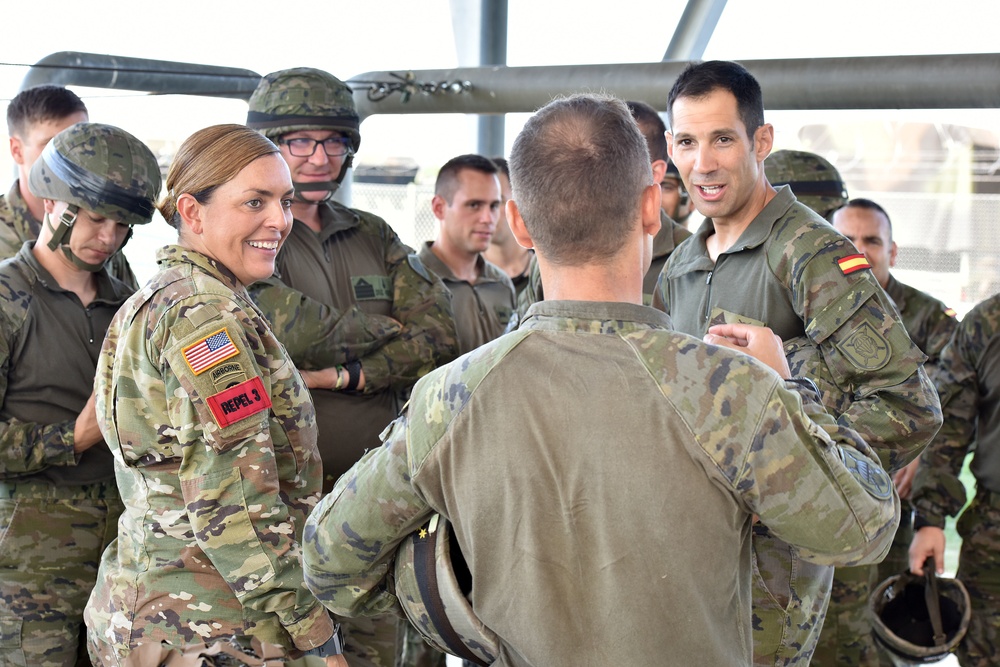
[{"xmin": 246, "ymin": 68, "xmax": 458, "ymax": 667}]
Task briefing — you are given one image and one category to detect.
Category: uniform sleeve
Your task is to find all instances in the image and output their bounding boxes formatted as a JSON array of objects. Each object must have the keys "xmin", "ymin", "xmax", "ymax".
[
  {"xmin": 356, "ymin": 232, "xmax": 459, "ymax": 392},
  {"xmin": 911, "ymin": 315, "xmax": 985, "ymax": 527},
  {"xmin": 163, "ymin": 305, "xmax": 333, "ymax": 650},
  {"xmin": 918, "ymin": 306, "xmax": 959, "ymax": 367},
  {"xmin": 0, "ymin": 299, "xmax": 78, "ymax": 475},
  {"xmin": 249, "ymin": 275, "xmax": 403, "ymax": 370},
  {"xmin": 787, "ymin": 236, "xmax": 941, "ymax": 472},
  {"xmin": 734, "ymin": 376, "xmax": 900, "ymax": 566},
  {"xmin": 303, "ymin": 411, "xmax": 429, "ymax": 617}
]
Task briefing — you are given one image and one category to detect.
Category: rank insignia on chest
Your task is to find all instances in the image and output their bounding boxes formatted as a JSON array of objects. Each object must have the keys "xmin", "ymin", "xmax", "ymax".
[
  {"xmin": 207, "ymin": 376, "xmax": 272, "ymax": 428},
  {"xmin": 183, "ymin": 328, "xmax": 240, "ymax": 375},
  {"xmin": 837, "ymin": 254, "xmax": 872, "ymax": 275}
]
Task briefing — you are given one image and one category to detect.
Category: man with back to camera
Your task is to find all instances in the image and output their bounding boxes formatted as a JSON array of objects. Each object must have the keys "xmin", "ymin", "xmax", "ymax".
[
  {"xmin": 0, "ymin": 122, "xmax": 159, "ymax": 667},
  {"xmin": 2, "ymin": 85, "xmax": 138, "ymax": 288},
  {"xmin": 515, "ymin": 99, "xmax": 692, "ymax": 313},
  {"xmin": 483, "ymin": 157, "xmax": 532, "ymax": 299},
  {"xmin": 809, "ymin": 197, "xmax": 958, "ymax": 666},
  {"xmin": 300, "ymin": 92, "xmax": 900, "ymax": 667},
  {"xmin": 651, "ymin": 60, "xmax": 941, "ymax": 665},
  {"xmin": 419, "ymin": 154, "xmax": 515, "ymax": 354},
  {"xmin": 245, "ymin": 66, "xmax": 458, "ymax": 667}
]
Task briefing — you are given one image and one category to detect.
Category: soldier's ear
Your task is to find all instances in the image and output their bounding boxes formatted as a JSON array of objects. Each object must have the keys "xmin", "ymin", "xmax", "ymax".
[
  {"xmin": 176, "ymin": 193, "xmax": 205, "ymax": 235},
  {"xmin": 431, "ymin": 194, "xmax": 447, "ymax": 222},
  {"xmin": 9, "ymin": 136, "xmax": 24, "ymax": 166},
  {"xmin": 651, "ymin": 159, "xmax": 667, "ymax": 184},
  {"xmin": 507, "ymin": 200, "xmax": 534, "ymax": 250}
]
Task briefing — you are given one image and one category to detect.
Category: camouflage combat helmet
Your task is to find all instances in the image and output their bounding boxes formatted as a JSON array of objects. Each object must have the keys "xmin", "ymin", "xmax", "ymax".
[
  {"xmin": 764, "ymin": 149, "xmax": 848, "ymax": 220},
  {"xmin": 246, "ymin": 67, "xmax": 360, "ymax": 196},
  {"xmin": 870, "ymin": 564, "xmax": 971, "ymax": 663},
  {"xmin": 395, "ymin": 514, "xmax": 499, "ymax": 666},
  {"xmin": 28, "ymin": 122, "xmax": 160, "ymax": 271}
]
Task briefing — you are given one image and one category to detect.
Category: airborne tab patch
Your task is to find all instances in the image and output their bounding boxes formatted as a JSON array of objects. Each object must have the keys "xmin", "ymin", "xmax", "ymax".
[
  {"xmin": 838, "ymin": 446, "xmax": 893, "ymax": 500},
  {"xmin": 183, "ymin": 328, "xmax": 239, "ymax": 375},
  {"xmin": 206, "ymin": 376, "xmax": 272, "ymax": 428},
  {"xmin": 837, "ymin": 254, "xmax": 872, "ymax": 275}
]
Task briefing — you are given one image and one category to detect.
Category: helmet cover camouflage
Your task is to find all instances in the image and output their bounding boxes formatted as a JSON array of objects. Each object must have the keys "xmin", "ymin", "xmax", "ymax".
[
  {"xmin": 395, "ymin": 514, "xmax": 498, "ymax": 665},
  {"xmin": 246, "ymin": 67, "xmax": 361, "ymax": 151},
  {"xmin": 764, "ymin": 149, "xmax": 848, "ymax": 219},
  {"xmin": 28, "ymin": 122, "xmax": 160, "ymax": 226},
  {"xmin": 869, "ymin": 569, "xmax": 971, "ymax": 662}
]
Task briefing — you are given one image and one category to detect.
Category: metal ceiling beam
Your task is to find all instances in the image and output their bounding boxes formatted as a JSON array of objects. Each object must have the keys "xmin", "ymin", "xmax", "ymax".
[
  {"xmin": 663, "ymin": 0, "xmax": 728, "ymax": 61},
  {"xmin": 350, "ymin": 53, "xmax": 1000, "ymax": 119},
  {"xmin": 20, "ymin": 52, "xmax": 260, "ymax": 98}
]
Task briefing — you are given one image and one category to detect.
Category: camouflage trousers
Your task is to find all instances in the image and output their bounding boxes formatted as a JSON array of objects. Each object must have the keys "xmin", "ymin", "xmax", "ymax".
[
  {"xmin": 952, "ymin": 489, "xmax": 1000, "ymax": 667},
  {"xmin": 811, "ymin": 564, "xmax": 881, "ymax": 666},
  {"xmin": 0, "ymin": 479, "xmax": 121, "ymax": 667},
  {"xmin": 751, "ymin": 524, "xmax": 834, "ymax": 666},
  {"xmin": 340, "ymin": 613, "xmax": 400, "ymax": 667}
]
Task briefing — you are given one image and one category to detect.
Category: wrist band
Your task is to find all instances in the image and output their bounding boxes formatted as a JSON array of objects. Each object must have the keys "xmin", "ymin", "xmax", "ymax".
[{"xmin": 345, "ymin": 360, "xmax": 362, "ymax": 392}]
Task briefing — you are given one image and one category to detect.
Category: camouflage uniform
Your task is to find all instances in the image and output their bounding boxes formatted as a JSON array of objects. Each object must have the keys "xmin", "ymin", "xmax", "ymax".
[
  {"xmin": 815, "ymin": 274, "xmax": 957, "ymax": 667},
  {"xmin": 0, "ymin": 243, "xmax": 130, "ymax": 667},
  {"xmin": 302, "ymin": 300, "xmax": 900, "ymax": 667},
  {"xmin": 0, "ymin": 180, "xmax": 140, "ymax": 290},
  {"xmin": 417, "ymin": 242, "xmax": 514, "ymax": 354},
  {"xmin": 85, "ymin": 246, "xmax": 335, "ymax": 665},
  {"xmin": 652, "ymin": 185, "xmax": 941, "ymax": 665},
  {"xmin": 911, "ymin": 293, "xmax": 1000, "ymax": 667},
  {"xmin": 763, "ymin": 150, "xmax": 849, "ymax": 221},
  {"xmin": 517, "ymin": 209, "xmax": 690, "ymax": 314}
]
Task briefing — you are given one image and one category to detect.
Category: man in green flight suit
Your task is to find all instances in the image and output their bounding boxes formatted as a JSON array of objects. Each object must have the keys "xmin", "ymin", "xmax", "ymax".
[{"xmin": 651, "ymin": 60, "xmax": 941, "ymax": 666}]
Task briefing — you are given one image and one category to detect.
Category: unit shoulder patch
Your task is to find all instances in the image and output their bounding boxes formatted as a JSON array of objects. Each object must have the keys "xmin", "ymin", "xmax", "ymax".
[
  {"xmin": 206, "ymin": 376, "xmax": 272, "ymax": 428},
  {"xmin": 836, "ymin": 321, "xmax": 891, "ymax": 370},
  {"xmin": 838, "ymin": 446, "xmax": 893, "ymax": 500}
]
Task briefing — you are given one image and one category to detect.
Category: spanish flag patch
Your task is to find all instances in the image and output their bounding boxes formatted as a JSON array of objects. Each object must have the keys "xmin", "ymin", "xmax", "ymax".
[
  {"xmin": 944, "ymin": 307, "xmax": 957, "ymax": 318},
  {"xmin": 837, "ymin": 254, "xmax": 872, "ymax": 275}
]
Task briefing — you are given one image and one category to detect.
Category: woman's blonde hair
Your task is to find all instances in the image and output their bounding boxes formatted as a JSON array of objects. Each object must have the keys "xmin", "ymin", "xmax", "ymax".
[{"xmin": 158, "ymin": 124, "xmax": 279, "ymax": 228}]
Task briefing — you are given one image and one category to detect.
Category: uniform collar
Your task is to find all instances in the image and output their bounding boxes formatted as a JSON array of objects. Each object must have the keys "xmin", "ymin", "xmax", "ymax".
[
  {"xmin": 522, "ymin": 299, "xmax": 672, "ymax": 333},
  {"xmin": 17, "ymin": 240, "xmax": 127, "ymax": 305},
  {"xmin": 314, "ymin": 200, "xmax": 361, "ymax": 241},
  {"xmin": 419, "ymin": 241, "xmax": 508, "ymax": 285},
  {"xmin": 651, "ymin": 210, "xmax": 682, "ymax": 259},
  {"xmin": 883, "ymin": 273, "xmax": 904, "ymax": 311},
  {"xmin": 155, "ymin": 245, "xmax": 246, "ymax": 294}
]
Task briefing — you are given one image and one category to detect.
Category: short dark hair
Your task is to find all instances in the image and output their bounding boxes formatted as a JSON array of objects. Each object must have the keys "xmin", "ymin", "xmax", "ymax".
[
  {"xmin": 625, "ymin": 100, "xmax": 668, "ymax": 163},
  {"xmin": 509, "ymin": 94, "xmax": 651, "ymax": 266},
  {"xmin": 435, "ymin": 154, "xmax": 498, "ymax": 204},
  {"xmin": 492, "ymin": 157, "xmax": 509, "ymax": 179},
  {"xmin": 666, "ymin": 60, "xmax": 764, "ymax": 139},
  {"xmin": 839, "ymin": 197, "xmax": 893, "ymax": 239},
  {"xmin": 7, "ymin": 85, "xmax": 88, "ymax": 138}
]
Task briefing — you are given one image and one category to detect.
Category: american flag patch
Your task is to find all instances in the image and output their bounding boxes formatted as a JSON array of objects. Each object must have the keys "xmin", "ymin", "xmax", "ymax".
[
  {"xmin": 183, "ymin": 328, "xmax": 239, "ymax": 375},
  {"xmin": 837, "ymin": 254, "xmax": 872, "ymax": 275}
]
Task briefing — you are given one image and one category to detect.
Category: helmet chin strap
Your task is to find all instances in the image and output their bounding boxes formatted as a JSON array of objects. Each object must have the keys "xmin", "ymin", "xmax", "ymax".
[
  {"xmin": 44, "ymin": 207, "xmax": 128, "ymax": 273},
  {"xmin": 290, "ymin": 152, "xmax": 354, "ymax": 204}
]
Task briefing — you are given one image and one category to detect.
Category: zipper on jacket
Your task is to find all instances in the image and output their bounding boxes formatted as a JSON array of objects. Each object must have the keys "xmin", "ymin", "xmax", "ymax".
[{"xmin": 703, "ymin": 270, "xmax": 714, "ymax": 323}]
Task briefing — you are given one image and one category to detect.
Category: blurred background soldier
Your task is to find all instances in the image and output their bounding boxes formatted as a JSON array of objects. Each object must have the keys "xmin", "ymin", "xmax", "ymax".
[
  {"xmin": 246, "ymin": 67, "xmax": 457, "ymax": 667},
  {"xmin": 3, "ymin": 85, "xmax": 139, "ymax": 288},
  {"xmin": 652, "ymin": 61, "xmax": 940, "ymax": 665},
  {"xmin": 763, "ymin": 148, "xmax": 849, "ymax": 221},
  {"xmin": 660, "ymin": 153, "xmax": 692, "ymax": 226},
  {"xmin": 0, "ymin": 122, "xmax": 158, "ymax": 667},
  {"xmin": 420, "ymin": 154, "xmax": 515, "ymax": 354},
  {"xmin": 812, "ymin": 197, "xmax": 958, "ymax": 665},
  {"xmin": 483, "ymin": 157, "xmax": 532, "ymax": 299},
  {"xmin": 910, "ymin": 292, "xmax": 1000, "ymax": 667}
]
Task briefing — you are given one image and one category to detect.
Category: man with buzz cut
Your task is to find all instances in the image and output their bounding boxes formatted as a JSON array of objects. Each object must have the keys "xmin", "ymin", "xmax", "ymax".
[
  {"xmin": 2, "ymin": 84, "xmax": 138, "ymax": 288},
  {"xmin": 246, "ymin": 66, "xmax": 458, "ymax": 667},
  {"xmin": 302, "ymin": 92, "xmax": 900, "ymax": 667},
  {"xmin": 419, "ymin": 153, "xmax": 515, "ymax": 354},
  {"xmin": 652, "ymin": 60, "xmax": 941, "ymax": 665}
]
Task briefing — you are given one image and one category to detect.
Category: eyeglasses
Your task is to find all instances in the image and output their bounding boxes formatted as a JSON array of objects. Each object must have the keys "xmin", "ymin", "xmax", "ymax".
[{"xmin": 278, "ymin": 136, "xmax": 352, "ymax": 158}]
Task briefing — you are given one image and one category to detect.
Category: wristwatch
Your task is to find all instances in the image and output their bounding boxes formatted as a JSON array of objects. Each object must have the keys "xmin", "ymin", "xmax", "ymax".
[{"xmin": 302, "ymin": 624, "xmax": 344, "ymax": 657}]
